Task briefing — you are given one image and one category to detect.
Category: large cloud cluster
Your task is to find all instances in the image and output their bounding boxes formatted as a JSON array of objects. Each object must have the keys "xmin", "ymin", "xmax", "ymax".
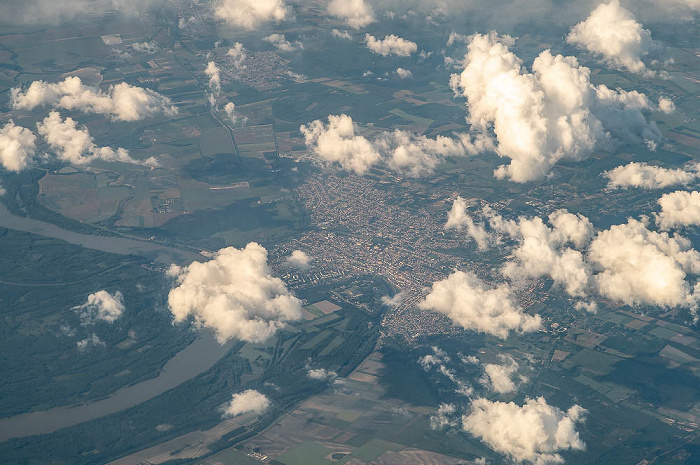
[
  {"xmin": 327, "ymin": 0, "xmax": 375, "ymax": 29},
  {"xmin": 605, "ymin": 162, "xmax": 699, "ymax": 189},
  {"xmin": 567, "ymin": 0, "xmax": 659, "ymax": 75},
  {"xmin": 12, "ymin": 77, "xmax": 177, "ymax": 122},
  {"xmin": 419, "ymin": 271, "xmax": 542, "ymax": 339},
  {"xmin": 0, "ymin": 121, "xmax": 37, "ymax": 172},
  {"xmin": 364, "ymin": 34, "xmax": 418, "ymax": 57},
  {"xmin": 167, "ymin": 243, "xmax": 302, "ymax": 343},
  {"xmin": 450, "ymin": 32, "xmax": 665, "ymax": 182},
  {"xmin": 37, "ymin": 112, "xmax": 138, "ymax": 165},
  {"xmin": 214, "ymin": 0, "xmax": 292, "ymax": 29},
  {"xmin": 223, "ymin": 389, "xmax": 270, "ymax": 417},
  {"xmin": 462, "ymin": 397, "xmax": 586, "ymax": 465},
  {"xmin": 656, "ymin": 191, "xmax": 700, "ymax": 230},
  {"xmin": 450, "ymin": 200, "xmax": 700, "ymax": 311},
  {"xmin": 74, "ymin": 290, "xmax": 125, "ymax": 324},
  {"xmin": 301, "ymin": 114, "xmax": 490, "ymax": 176}
]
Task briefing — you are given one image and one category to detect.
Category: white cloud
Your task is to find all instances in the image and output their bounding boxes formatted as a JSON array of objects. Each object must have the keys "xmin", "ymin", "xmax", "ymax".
[
  {"xmin": 74, "ymin": 290, "xmax": 125, "ymax": 324},
  {"xmin": 396, "ymin": 68, "xmax": 413, "ymax": 79},
  {"xmin": 224, "ymin": 102, "xmax": 237, "ymax": 123},
  {"xmin": 419, "ymin": 271, "xmax": 542, "ymax": 339},
  {"xmin": 263, "ymin": 33, "xmax": 303, "ymax": 52},
  {"xmin": 223, "ymin": 389, "xmax": 270, "ymax": 417},
  {"xmin": 445, "ymin": 197, "xmax": 493, "ymax": 250},
  {"xmin": 0, "ymin": 121, "xmax": 37, "ymax": 172},
  {"xmin": 480, "ymin": 355, "xmax": 522, "ymax": 393},
  {"xmin": 659, "ymin": 97, "xmax": 676, "ymax": 114},
  {"xmin": 286, "ymin": 250, "xmax": 311, "ymax": 270},
  {"xmin": 214, "ymin": 0, "xmax": 292, "ymax": 29},
  {"xmin": 307, "ymin": 368, "xmax": 338, "ymax": 381},
  {"xmin": 130, "ymin": 41, "xmax": 158, "ymax": 54},
  {"xmin": 0, "ymin": 0, "xmax": 161, "ymax": 25},
  {"xmin": 462, "ymin": 397, "xmax": 586, "ymax": 465},
  {"xmin": 167, "ymin": 243, "xmax": 302, "ymax": 343},
  {"xmin": 301, "ymin": 115, "xmax": 490, "ymax": 177},
  {"xmin": 12, "ymin": 76, "xmax": 177, "ymax": 122},
  {"xmin": 300, "ymin": 115, "xmax": 381, "ymax": 175},
  {"xmin": 37, "ymin": 112, "xmax": 145, "ymax": 166},
  {"xmin": 567, "ymin": 0, "xmax": 659, "ymax": 75},
  {"xmin": 364, "ymin": 34, "xmax": 417, "ymax": 57},
  {"xmin": 328, "ymin": 0, "xmax": 375, "ymax": 29},
  {"xmin": 381, "ymin": 292, "xmax": 406, "ymax": 308},
  {"xmin": 77, "ymin": 334, "xmax": 105, "ymax": 351},
  {"xmin": 656, "ymin": 191, "xmax": 700, "ymax": 230},
  {"xmin": 605, "ymin": 162, "xmax": 698, "ymax": 189},
  {"xmin": 205, "ymin": 61, "xmax": 221, "ymax": 107},
  {"xmin": 430, "ymin": 403, "xmax": 459, "ymax": 429},
  {"xmin": 575, "ymin": 301, "xmax": 598, "ymax": 313},
  {"xmin": 450, "ymin": 32, "xmax": 663, "ymax": 183},
  {"xmin": 227, "ymin": 43, "xmax": 247, "ymax": 68},
  {"xmin": 331, "ymin": 29, "xmax": 352, "ymax": 40}
]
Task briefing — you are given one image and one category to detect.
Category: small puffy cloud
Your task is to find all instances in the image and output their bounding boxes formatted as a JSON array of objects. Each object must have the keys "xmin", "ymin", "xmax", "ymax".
[
  {"xmin": 167, "ymin": 243, "xmax": 302, "ymax": 343},
  {"xmin": 214, "ymin": 0, "xmax": 292, "ymax": 29},
  {"xmin": 37, "ymin": 112, "xmax": 142, "ymax": 166},
  {"xmin": 0, "ymin": 121, "xmax": 37, "ymax": 172},
  {"xmin": 480, "ymin": 355, "xmax": 522, "ymax": 393},
  {"xmin": 462, "ymin": 397, "xmax": 586, "ymax": 465},
  {"xmin": 364, "ymin": 34, "xmax": 417, "ymax": 57},
  {"xmin": 396, "ymin": 68, "xmax": 413, "ymax": 79},
  {"xmin": 605, "ymin": 162, "xmax": 698, "ymax": 189},
  {"xmin": 567, "ymin": 0, "xmax": 659, "ymax": 75},
  {"xmin": 575, "ymin": 301, "xmax": 598, "ymax": 314},
  {"xmin": 77, "ymin": 334, "xmax": 105, "ymax": 351},
  {"xmin": 328, "ymin": 0, "xmax": 375, "ymax": 29},
  {"xmin": 419, "ymin": 271, "xmax": 542, "ymax": 339},
  {"xmin": 445, "ymin": 197, "xmax": 493, "ymax": 250},
  {"xmin": 300, "ymin": 114, "xmax": 381, "ymax": 175},
  {"xmin": 589, "ymin": 218, "xmax": 700, "ymax": 309},
  {"xmin": 224, "ymin": 102, "xmax": 237, "ymax": 122},
  {"xmin": 74, "ymin": 290, "xmax": 125, "ymax": 324},
  {"xmin": 223, "ymin": 389, "xmax": 270, "ymax": 417},
  {"xmin": 130, "ymin": 41, "xmax": 158, "ymax": 54},
  {"xmin": 286, "ymin": 250, "xmax": 311, "ymax": 270},
  {"xmin": 12, "ymin": 77, "xmax": 177, "ymax": 122},
  {"xmin": 307, "ymin": 367, "xmax": 338, "ymax": 381},
  {"xmin": 430, "ymin": 403, "xmax": 459, "ymax": 429},
  {"xmin": 656, "ymin": 191, "xmax": 700, "ymax": 230},
  {"xmin": 227, "ymin": 43, "xmax": 247, "ymax": 68},
  {"xmin": 381, "ymin": 292, "xmax": 406, "ymax": 308},
  {"xmin": 331, "ymin": 29, "xmax": 352, "ymax": 40},
  {"xmin": 263, "ymin": 33, "xmax": 303, "ymax": 52},
  {"xmin": 659, "ymin": 97, "xmax": 676, "ymax": 114},
  {"xmin": 205, "ymin": 61, "xmax": 221, "ymax": 107},
  {"xmin": 451, "ymin": 32, "xmax": 662, "ymax": 183}
]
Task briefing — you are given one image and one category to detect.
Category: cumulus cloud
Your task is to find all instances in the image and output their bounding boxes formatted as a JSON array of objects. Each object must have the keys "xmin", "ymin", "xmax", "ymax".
[
  {"xmin": 430, "ymin": 403, "xmax": 459, "ymax": 429},
  {"xmin": 12, "ymin": 77, "xmax": 177, "ymax": 122},
  {"xmin": 331, "ymin": 29, "xmax": 352, "ymax": 40},
  {"xmin": 263, "ymin": 33, "xmax": 303, "ymax": 52},
  {"xmin": 37, "ymin": 112, "xmax": 147, "ymax": 166},
  {"xmin": 227, "ymin": 43, "xmax": 247, "ymax": 68},
  {"xmin": 205, "ymin": 61, "xmax": 221, "ymax": 107},
  {"xmin": 419, "ymin": 271, "xmax": 542, "ymax": 339},
  {"xmin": 605, "ymin": 162, "xmax": 698, "ymax": 189},
  {"xmin": 214, "ymin": 0, "xmax": 292, "ymax": 29},
  {"xmin": 0, "ymin": 121, "xmax": 37, "ymax": 172},
  {"xmin": 659, "ymin": 97, "xmax": 676, "ymax": 114},
  {"xmin": 286, "ymin": 250, "xmax": 311, "ymax": 270},
  {"xmin": 77, "ymin": 334, "xmax": 105, "ymax": 351},
  {"xmin": 327, "ymin": 0, "xmax": 375, "ymax": 29},
  {"xmin": 480, "ymin": 355, "xmax": 522, "ymax": 393},
  {"xmin": 223, "ymin": 389, "xmax": 270, "ymax": 417},
  {"xmin": 396, "ymin": 68, "xmax": 413, "ymax": 79},
  {"xmin": 656, "ymin": 191, "xmax": 700, "ymax": 230},
  {"xmin": 167, "ymin": 243, "xmax": 302, "ymax": 343},
  {"xmin": 307, "ymin": 367, "xmax": 338, "ymax": 381},
  {"xmin": 74, "ymin": 290, "xmax": 125, "ymax": 324},
  {"xmin": 567, "ymin": 0, "xmax": 660, "ymax": 75},
  {"xmin": 462, "ymin": 397, "xmax": 586, "ymax": 465},
  {"xmin": 130, "ymin": 41, "xmax": 158, "ymax": 54},
  {"xmin": 381, "ymin": 292, "xmax": 406, "ymax": 308},
  {"xmin": 301, "ymin": 115, "xmax": 490, "ymax": 176},
  {"xmin": 364, "ymin": 34, "xmax": 417, "ymax": 57},
  {"xmin": 445, "ymin": 197, "xmax": 492, "ymax": 250},
  {"xmin": 450, "ymin": 32, "xmax": 663, "ymax": 182}
]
